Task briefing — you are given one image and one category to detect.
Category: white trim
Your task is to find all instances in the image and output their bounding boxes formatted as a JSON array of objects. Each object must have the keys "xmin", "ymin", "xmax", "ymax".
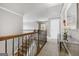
[
  {"xmin": 60, "ymin": 3, "xmax": 72, "ymax": 16},
  {"xmin": 63, "ymin": 42, "xmax": 71, "ymax": 56},
  {"xmin": 47, "ymin": 36, "xmax": 57, "ymax": 43},
  {"xmin": 0, "ymin": 6, "xmax": 23, "ymax": 17}
]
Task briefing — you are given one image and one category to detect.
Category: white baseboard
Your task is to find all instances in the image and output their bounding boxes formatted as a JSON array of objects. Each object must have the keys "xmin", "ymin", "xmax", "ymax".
[{"xmin": 47, "ymin": 36, "xmax": 57, "ymax": 43}]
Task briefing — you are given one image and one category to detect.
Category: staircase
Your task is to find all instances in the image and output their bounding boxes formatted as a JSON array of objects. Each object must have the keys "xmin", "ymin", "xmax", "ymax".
[
  {"xmin": 15, "ymin": 41, "xmax": 31, "ymax": 56},
  {"xmin": 15, "ymin": 35, "xmax": 33, "ymax": 56}
]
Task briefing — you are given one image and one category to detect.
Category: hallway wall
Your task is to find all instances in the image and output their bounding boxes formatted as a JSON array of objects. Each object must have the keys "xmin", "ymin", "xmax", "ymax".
[
  {"xmin": 23, "ymin": 14, "xmax": 38, "ymax": 33},
  {"xmin": 0, "ymin": 9, "xmax": 23, "ymax": 35},
  {"xmin": 0, "ymin": 9, "xmax": 23, "ymax": 55}
]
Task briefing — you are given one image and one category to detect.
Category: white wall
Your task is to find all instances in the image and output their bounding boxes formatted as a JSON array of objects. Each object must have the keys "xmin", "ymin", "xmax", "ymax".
[
  {"xmin": 23, "ymin": 14, "xmax": 38, "ymax": 33},
  {"xmin": 0, "ymin": 9, "xmax": 23, "ymax": 55},
  {"xmin": 0, "ymin": 9, "xmax": 23, "ymax": 35},
  {"xmin": 67, "ymin": 3, "xmax": 77, "ymax": 30}
]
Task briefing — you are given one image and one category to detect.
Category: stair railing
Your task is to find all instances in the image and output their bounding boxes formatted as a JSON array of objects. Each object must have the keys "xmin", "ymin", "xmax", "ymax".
[{"xmin": 0, "ymin": 30, "xmax": 47, "ymax": 56}]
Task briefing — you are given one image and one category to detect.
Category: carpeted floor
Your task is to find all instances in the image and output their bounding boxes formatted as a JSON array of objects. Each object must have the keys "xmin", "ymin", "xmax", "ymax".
[{"xmin": 38, "ymin": 39, "xmax": 59, "ymax": 56}]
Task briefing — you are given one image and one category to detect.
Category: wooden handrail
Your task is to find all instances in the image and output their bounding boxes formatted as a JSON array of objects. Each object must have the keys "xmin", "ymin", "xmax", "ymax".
[
  {"xmin": 0, "ymin": 30, "xmax": 47, "ymax": 56},
  {"xmin": 0, "ymin": 32, "xmax": 37, "ymax": 41}
]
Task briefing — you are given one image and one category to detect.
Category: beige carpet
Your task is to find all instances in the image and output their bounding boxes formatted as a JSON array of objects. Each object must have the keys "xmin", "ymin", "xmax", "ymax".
[{"xmin": 38, "ymin": 39, "xmax": 59, "ymax": 56}]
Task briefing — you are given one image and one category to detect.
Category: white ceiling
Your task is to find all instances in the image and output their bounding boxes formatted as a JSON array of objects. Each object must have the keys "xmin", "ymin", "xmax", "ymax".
[{"xmin": 0, "ymin": 3, "xmax": 63, "ymax": 20}]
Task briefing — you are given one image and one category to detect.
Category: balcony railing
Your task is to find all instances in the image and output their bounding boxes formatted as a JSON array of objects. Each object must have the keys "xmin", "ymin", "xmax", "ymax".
[{"xmin": 0, "ymin": 30, "xmax": 47, "ymax": 56}]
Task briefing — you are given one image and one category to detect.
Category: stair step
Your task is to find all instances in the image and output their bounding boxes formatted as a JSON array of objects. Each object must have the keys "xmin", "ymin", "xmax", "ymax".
[
  {"xmin": 20, "ymin": 47, "xmax": 27, "ymax": 51},
  {"xmin": 21, "ymin": 44, "xmax": 28, "ymax": 48},
  {"xmin": 19, "ymin": 49, "xmax": 27, "ymax": 54},
  {"xmin": 15, "ymin": 40, "xmax": 33, "ymax": 56},
  {"xmin": 15, "ymin": 52, "xmax": 23, "ymax": 56},
  {"xmin": 15, "ymin": 50, "xmax": 24, "ymax": 56},
  {"xmin": 21, "ymin": 42, "xmax": 32, "ymax": 48},
  {"xmin": 15, "ymin": 49, "xmax": 27, "ymax": 56}
]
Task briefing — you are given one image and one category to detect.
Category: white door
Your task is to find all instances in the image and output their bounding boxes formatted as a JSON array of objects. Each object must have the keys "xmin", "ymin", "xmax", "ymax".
[{"xmin": 50, "ymin": 19, "xmax": 59, "ymax": 40}]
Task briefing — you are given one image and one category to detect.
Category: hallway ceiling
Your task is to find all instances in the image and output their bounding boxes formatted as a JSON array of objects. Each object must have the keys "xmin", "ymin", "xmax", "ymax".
[{"xmin": 0, "ymin": 3, "xmax": 63, "ymax": 20}]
